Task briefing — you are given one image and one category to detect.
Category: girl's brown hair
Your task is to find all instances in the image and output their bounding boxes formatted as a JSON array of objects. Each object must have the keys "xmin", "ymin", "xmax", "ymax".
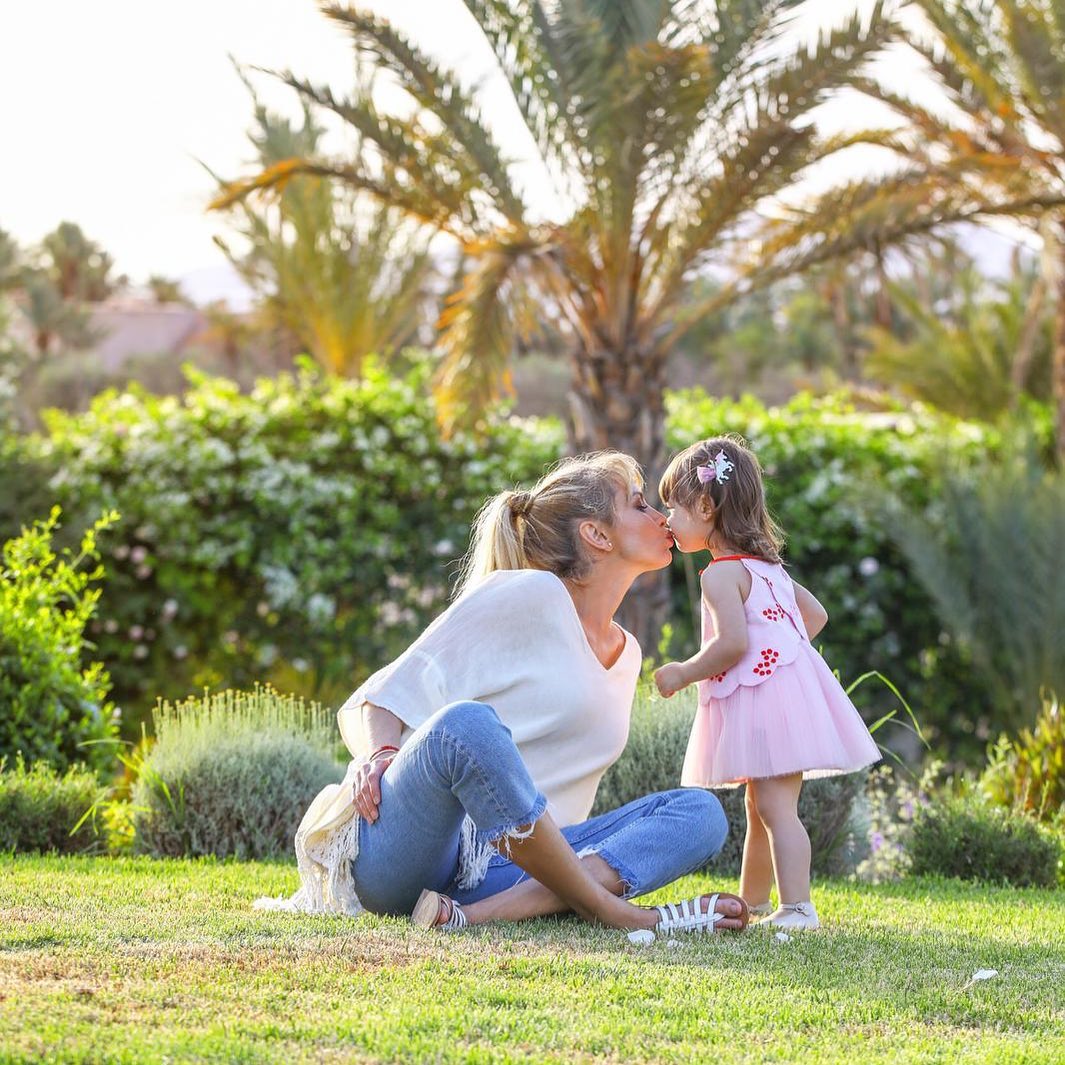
[
  {"xmin": 455, "ymin": 451, "xmax": 644, "ymax": 596},
  {"xmin": 658, "ymin": 434, "xmax": 784, "ymax": 562}
]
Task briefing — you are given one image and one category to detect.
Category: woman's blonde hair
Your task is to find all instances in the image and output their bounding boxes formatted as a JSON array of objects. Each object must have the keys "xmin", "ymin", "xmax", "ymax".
[
  {"xmin": 455, "ymin": 451, "xmax": 644, "ymax": 596},
  {"xmin": 658, "ymin": 434, "xmax": 784, "ymax": 562}
]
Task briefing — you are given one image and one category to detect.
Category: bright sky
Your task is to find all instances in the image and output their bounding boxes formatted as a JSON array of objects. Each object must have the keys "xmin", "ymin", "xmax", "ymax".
[{"xmin": 0, "ymin": 1, "xmax": 1014, "ymax": 303}]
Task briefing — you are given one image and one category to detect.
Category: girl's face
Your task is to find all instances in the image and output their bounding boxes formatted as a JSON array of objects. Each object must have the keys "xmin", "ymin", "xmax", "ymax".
[
  {"xmin": 665, "ymin": 500, "xmax": 712, "ymax": 554},
  {"xmin": 608, "ymin": 485, "xmax": 675, "ymax": 571}
]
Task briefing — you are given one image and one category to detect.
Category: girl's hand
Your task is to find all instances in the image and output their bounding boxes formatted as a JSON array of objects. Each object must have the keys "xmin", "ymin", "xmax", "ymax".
[
  {"xmin": 352, "ymin": 747, "xmax": 398, "ymax": 822},
  {"xmin": 654, "ymin": 662, "xmax": 689, "ymax": 698}
]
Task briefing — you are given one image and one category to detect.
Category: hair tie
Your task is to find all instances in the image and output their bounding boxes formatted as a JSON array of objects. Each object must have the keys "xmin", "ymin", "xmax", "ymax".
[
  {"xmin": 509, "ymin": 491, "xmax": 533, "ymax": 518},
  {"xmin": 696, "ymin": 450, "xmax": 735, "ymax": 485}
]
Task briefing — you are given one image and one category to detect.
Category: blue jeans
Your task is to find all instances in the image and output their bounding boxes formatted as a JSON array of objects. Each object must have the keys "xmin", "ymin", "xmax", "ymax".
[{"xmin": 351, "ymin": 700, "xmax": 729, "ymax": 916}]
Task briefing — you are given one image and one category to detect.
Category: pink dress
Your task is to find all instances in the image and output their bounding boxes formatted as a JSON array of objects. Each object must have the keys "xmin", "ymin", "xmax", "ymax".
[{"xmin": 682, "ymin": 556, "xmax": 881, "ymax": 788}]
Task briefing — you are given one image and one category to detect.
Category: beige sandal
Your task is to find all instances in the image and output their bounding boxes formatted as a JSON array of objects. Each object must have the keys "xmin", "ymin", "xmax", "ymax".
[{"xmin": 412, "ymin": 889, "xmax": 468, "ymax": 932}]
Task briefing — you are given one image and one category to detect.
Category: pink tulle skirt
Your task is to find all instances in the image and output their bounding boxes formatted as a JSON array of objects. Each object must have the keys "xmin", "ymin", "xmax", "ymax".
[{"xmin": 681, "ymin": 645, "xmax": 881, "ymax": 788}]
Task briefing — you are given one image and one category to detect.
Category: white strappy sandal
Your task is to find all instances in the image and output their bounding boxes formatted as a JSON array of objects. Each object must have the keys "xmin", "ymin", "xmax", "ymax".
[
  {"xmin": 412, "ymin": 889, "xmax": 468, "ymax": 932},
  {"xmin": 645, "ymin": 892, "xmax": 749, "ymax": 938}
]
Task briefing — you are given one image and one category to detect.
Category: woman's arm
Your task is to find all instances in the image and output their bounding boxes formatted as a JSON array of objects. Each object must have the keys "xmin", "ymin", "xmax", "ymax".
[
  {"xmin": 792, "ymin": 580, "xmax": 828, "ymax": 640},
  {"xmin": 654, "ymin": 564, "xmax": 749, "ymax": 697},
  {"xmin": 343, "ymin": 700, "xmax": 404, "ymax": 823},
  {"xmin": 338, "ymin": 699, "xmax": 403, "ymax": 759}
]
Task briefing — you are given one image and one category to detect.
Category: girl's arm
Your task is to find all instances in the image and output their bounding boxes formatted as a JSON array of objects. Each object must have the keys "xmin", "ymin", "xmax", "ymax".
[
  {"xmin": 654, "ymin": 563, "xmax": 749, "ymax": 697},
  {"xmin": 792, "ymin": 580, "xmax": 828, "ymax": 640}
]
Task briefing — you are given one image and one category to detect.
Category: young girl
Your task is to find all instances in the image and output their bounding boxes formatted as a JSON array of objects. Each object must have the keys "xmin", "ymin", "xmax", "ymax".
[{"xmin": 654, "ymin": 435, "xmax": 880, "ymax": 930}]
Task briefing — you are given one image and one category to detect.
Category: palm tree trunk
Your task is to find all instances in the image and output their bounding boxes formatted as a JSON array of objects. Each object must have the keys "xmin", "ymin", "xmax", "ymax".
[
  {"xmin": 1011, "ymin": 270, "xmax": 1047, "ymax": 405},
  {"xmin": 873, "ymin": 244, "xmax": 892, "ymax": 331},
  {"xmin": 1054, "ymin": 237, "xmax": 1065, "ymax": 464},
  {"xmin": 567, "ymin": 346, "xmax": 672, "ymax": 651}
]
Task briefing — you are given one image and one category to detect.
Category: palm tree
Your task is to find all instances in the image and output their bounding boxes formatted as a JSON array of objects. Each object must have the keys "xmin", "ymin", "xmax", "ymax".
[
  {"xmin": 212, "ymin": 72, "xmax": 435, "ymax": 377},
  {"xmin": 760, "ymin": 0, "xmax": 1065, "ymax": 458},
  {"xmin": 214, "ymin": 0, "xmax": 899, "ymax": 464},
  {"xmin": 865, "ymin": 261, "xmax": 1052, "ymax": 420},
  {"xmin": 39, "ymin": 222, "xmax": 121, "ymax": 303}
]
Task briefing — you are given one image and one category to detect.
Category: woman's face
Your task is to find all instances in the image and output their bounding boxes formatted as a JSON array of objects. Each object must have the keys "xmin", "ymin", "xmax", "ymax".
[{"xmin": 608, "ymin": 484, "xmax": 675, "ymax": 571}]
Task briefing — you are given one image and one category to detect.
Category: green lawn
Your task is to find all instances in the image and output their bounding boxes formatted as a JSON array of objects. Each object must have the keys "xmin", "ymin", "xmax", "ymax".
[{"xmin": 1, "ymin": 856, "xmax": 1062, "ymax": 1064}]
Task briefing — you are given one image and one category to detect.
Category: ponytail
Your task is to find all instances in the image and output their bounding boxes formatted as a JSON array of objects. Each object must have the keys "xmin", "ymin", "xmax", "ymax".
[{"xmin": 455, "ymin": 452, "xmax": 643, "ymax": 597}]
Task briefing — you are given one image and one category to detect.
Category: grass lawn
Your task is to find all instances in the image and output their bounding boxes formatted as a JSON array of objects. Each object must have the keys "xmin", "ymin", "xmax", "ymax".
[{"xmin": 1, "ymin": 856, "xmax": 1062, "ymax": 1064}]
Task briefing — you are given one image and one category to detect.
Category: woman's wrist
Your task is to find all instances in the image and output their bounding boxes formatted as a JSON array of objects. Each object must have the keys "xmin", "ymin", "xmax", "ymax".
[{"xmin": 367, "ymin": 744, "xmax": 400, "ymax": 762}]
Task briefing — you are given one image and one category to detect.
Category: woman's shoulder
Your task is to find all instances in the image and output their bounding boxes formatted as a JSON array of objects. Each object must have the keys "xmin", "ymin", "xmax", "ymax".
[
  {"xmin": 460, "ymin": 568, "xmax": 567, "ymax": 610},
  {"xmin": 469, "ymin": 567, "xmax": 563, "ymax": 593}
]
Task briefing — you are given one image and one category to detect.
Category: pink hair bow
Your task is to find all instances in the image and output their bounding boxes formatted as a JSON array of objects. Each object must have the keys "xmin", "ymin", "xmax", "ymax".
[{"xmin": 696, "ymin": 450, "xmax": 735, "ymax": 485}]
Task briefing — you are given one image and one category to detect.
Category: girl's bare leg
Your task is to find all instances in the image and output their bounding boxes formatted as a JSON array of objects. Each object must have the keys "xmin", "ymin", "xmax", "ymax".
[
  {"xmin": 458, "ymin": 820, "xmax": 746, "ymax": 930},
  {"xmin": 747, "ymin": 774, "xmax": 810, "ymax": 905},
  {"xmin": 738, "ymin": 784, "xmax": 775, "ymax": 908}
]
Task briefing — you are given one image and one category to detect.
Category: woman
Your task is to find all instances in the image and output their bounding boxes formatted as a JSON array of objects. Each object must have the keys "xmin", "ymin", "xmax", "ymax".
[{"xmin": 259, "ymin": 452, "xmax": 746, "ymax": 937}]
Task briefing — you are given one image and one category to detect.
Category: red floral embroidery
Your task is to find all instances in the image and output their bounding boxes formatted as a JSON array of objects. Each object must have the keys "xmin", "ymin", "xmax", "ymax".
[
  {"xmin": 753, "ymin": 648, "xmax": 780, "ymax": 677},
  {"xmin": 710, "ymin": 672, "xmax": 727, "ymax": 683},
  {"xmin": 762, "ymin": 606, "xmax": 786, "ymax": 622}
]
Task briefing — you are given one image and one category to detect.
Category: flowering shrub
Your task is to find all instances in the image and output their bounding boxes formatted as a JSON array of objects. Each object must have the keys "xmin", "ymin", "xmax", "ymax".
[
  {"xmin": 31, "ymin": 366, "xmax": 999, "ymax": 751},
  {"xmin": 0, "ymin": 508, "xmax": 119, "ymax": 774},
  {"xmin": 131, "ymin": 687, "xmax": 343, "ymax": 859},
  {"xmin": 36, "ymin": 358, "xmax": 562, "ymax": 729},
  {"xmin": 855, "ymin": 765, "xmax": 932, "ymax": 882},
  {"xmin": 665, "ymin": 391, "xmax": 1001, "ymax": 749}
]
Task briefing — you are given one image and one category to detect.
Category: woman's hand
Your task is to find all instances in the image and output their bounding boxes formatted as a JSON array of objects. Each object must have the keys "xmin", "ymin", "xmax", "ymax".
[
  {"xmin": 352, "ymin": 746, "xmax": 398, "ymax": 823},
  {"xmin": 654, "ymin": 662, "xmax": 689, "ymax": 698}
]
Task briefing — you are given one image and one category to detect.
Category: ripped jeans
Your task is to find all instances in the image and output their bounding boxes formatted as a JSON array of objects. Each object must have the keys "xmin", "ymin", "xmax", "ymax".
[{"xmin": 350, "ymin": 700, "xmax": 729, "ymax": 916}]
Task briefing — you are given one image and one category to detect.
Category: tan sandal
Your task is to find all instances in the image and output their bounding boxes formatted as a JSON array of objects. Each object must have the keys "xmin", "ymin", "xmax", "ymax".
[{"xmin": 412, "ymin": 889, "xmax": 468, "ymax": 932}]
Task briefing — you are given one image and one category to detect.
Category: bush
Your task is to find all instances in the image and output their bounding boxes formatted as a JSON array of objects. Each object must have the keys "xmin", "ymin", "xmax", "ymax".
[
  {"xmin": 595, "ymin": 687, "xmax": 868, "ymax": 876},
  {"xmin": 665, "ymin": 391, "xmax": 1007, "ymax": 755},
  {"xmin": 0, "ymin": 507, "xmax": 119, "ymax": 774},
  {"xmin": 907, "ymin": 796, "xmax": 1061, "ymax": 888},
  {"xmin": 132, "ymin": 687, "xmax": 344, "ymax": 859},
  {"xmin": 981, "ymin": 694, "xmax": 1065, "ymax": 822},
  {"xmin": 889, "ymin": 460, "xmax": 1065, "ymax": 731},
  {"xmin": 32, "ymin": 367, "xmax": 1006, "ymax": 754},
  {"xmin": 36, "ymin": 357, "xmax": 562, "ymax": 729},
  {"xmin": 0, "ymin": 756, "xmax": 104, "ymax": 853}
]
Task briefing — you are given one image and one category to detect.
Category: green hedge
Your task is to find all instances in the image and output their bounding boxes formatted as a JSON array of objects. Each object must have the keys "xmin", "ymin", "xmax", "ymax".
[
  {"xmin": 26, "ymin": 363, "xmax": 1002, "ymax": 752},
  {"xmin": 35, "ymin": 358, "xmax": 562, "ymax": 730}
]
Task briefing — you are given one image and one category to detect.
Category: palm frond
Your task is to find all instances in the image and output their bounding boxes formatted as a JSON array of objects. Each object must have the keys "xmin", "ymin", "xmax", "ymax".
[
  {"xmin": 458, "ymin": 0, "xmax": 572, "ymax": 164},
  {"xmin": 433, "ymin": 228, "xmax": 541, "ymax": 430},
  {"xmin": 997, "ymin": 0, "xmax": 1065, "ymax": 142},
  {"xmin": 321, "ymin": 3, "xmax": 526, "ymax": 223}
]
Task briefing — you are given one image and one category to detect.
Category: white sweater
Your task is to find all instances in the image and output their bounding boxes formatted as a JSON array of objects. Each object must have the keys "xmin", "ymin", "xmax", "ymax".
[{"xmin": 256, "ymin": 569, "xmax": 641, "ymax": 916}]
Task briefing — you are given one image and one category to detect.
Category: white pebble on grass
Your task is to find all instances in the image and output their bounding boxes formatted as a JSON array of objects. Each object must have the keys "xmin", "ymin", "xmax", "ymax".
[{"xmin": 964, "ymin": 968, "xmax": 999, "ymax": 988}]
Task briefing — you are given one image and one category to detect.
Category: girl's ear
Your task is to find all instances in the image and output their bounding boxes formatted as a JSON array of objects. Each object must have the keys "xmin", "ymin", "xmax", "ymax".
[
  {"xmin": 578, "ymin": 519, "xmax": 613, "ymax": 553},
  {"xmin": 698, "ymin": 495, "xmax": 715, "ymax": 522}
]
